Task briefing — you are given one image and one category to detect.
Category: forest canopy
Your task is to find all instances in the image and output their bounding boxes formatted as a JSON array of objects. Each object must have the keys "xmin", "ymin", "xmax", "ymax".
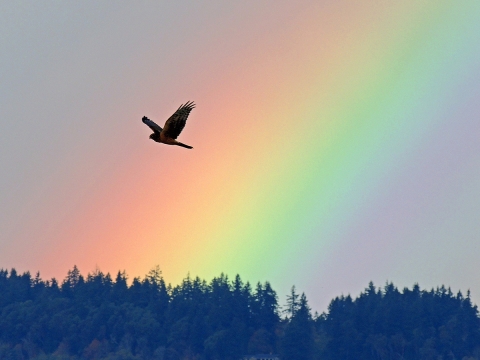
[{"xmin": 0, "ymin": 266, "xmax": 479, "ymax": 360}]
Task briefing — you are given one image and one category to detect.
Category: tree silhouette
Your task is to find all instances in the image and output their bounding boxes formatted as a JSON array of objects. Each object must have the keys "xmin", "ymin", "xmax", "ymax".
[
  {"xmin": 281, "ymin": 292, "xmax": 314, "ymax": 360},
  {"xmin": 0, "ymin": 267, "xmax": 479, "ymax": 359}
]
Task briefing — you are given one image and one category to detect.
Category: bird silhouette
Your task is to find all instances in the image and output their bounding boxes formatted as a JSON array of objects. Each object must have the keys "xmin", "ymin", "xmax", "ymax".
[{"xmin": 142, "ymin": 101, "xmax": 195, "ymax": 149}]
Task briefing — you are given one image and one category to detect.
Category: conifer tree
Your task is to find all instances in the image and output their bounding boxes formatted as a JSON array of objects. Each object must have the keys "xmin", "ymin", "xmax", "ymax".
[{"xmin": 282, "ymin": 292, "xmax": 314, "ymax": 360}]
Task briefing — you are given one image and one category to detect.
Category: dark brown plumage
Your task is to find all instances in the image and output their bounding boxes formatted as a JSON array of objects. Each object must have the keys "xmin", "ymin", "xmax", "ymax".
[{"xmin": 142, "ymin": 101, "xmax": 195, "ymax": 149}]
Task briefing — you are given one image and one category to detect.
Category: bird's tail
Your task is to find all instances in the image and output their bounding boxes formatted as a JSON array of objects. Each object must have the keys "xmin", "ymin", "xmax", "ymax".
[{"xmin": 176, "ymin": 141, "xmax": 193, "ymax": 149}]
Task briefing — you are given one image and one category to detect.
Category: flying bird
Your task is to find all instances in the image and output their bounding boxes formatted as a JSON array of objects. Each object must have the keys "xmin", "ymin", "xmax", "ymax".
[{"xmin": 142, "ymin": 101, "xmax": 195, "ymax": 149}]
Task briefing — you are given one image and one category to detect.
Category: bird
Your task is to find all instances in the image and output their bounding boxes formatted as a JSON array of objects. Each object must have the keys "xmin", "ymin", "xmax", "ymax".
[{"xmin": 142, "ymin": 101, "xmax": 195, "ymax": 149}]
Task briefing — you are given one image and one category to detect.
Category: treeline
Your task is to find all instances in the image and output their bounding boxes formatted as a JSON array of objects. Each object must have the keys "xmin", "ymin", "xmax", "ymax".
[{"xmin": 0, "ymin": 267, "xmax": 479, "ymax": 360}]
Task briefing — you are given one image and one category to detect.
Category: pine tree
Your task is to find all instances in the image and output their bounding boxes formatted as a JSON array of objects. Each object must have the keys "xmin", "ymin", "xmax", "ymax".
[
  {"xmin": 281, "ymin": 292, "xmax": 314, "ymax": 360},
  {"xmin": 284, "ymin": 285, "xmax": 300, "ymax": 318}
]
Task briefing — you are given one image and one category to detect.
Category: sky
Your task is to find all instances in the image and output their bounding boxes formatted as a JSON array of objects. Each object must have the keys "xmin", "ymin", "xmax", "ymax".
[{"xmin": 1, "ymin": 1, "xmax": 479, "ymax": 312}]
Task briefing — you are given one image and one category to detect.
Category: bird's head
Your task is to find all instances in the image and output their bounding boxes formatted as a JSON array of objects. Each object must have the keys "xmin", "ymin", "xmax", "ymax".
[{"xmin": 149, "ymin": 134, "xmax": 155, "ymax": 140}]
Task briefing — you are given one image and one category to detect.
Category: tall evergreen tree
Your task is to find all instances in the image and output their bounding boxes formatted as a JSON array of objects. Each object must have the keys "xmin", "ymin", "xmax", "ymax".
[
  {"xmin": 284, "ymin": 285, "xmax": 300, "ymax": 318},
  {"xmin": 282, "ymin": 293, "xmax": 315, "ymax": 360}
]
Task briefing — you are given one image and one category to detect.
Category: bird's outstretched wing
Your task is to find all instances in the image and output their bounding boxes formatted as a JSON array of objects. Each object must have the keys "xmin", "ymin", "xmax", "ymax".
[
  {"xmin": 142, "ymin": 116, "xmax": 162, "ymax": 134},
  {"xmin": 162, "ymin": 101, "xmax": 195, "ymax": 139}
]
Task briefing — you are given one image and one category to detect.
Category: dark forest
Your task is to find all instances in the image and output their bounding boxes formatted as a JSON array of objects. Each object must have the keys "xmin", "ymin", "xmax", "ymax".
[{"xmin": 0, "ymin": 266, "xmax": 479, "ymax": 360}]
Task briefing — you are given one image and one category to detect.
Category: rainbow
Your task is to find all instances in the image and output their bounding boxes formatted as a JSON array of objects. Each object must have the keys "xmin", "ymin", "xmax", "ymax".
[{"xmin": 7, "ymin": 1, "xmax": 479, "ymax": 311}]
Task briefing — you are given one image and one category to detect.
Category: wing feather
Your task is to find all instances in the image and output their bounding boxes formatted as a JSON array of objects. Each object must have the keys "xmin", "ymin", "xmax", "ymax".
[
  {"xmin": 162, "ymin": 101, "xmax": 195, "ymax": 139},
  {"xmin": 142, "ymin": 116, "xmax": 162, "ymax": 134}
]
